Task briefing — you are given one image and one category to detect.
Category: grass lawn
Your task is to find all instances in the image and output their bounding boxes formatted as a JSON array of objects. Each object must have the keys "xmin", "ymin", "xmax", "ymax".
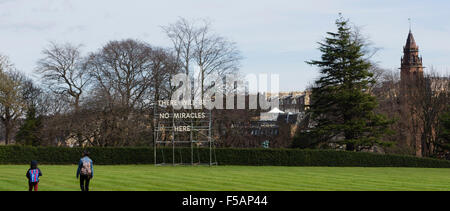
[{"xmin": 1, "ymin": 165, "xmax": 449, "ymax": 191}]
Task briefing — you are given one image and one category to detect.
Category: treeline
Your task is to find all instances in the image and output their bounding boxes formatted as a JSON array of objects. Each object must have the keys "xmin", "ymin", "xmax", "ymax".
[
  {"xmin": 0, "ymin": 18, "xmax": 242, "ymax": 147},
  {"xmin": 2, "ymin": 16, "xmax": 449, "ymax": 159},
  {"xmin": 372, "ymin": 69, "xmax": 450, "ymax": 158}
]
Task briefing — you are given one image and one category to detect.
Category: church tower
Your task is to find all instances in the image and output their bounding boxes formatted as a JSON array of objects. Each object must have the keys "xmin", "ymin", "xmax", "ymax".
[
  {"xmin": 400, "ymin": 30, "xmax": 424, "ymax": 80},
  {"xmin": 399, "ymin": 29, "xmax": 425, "ymax": 157}
]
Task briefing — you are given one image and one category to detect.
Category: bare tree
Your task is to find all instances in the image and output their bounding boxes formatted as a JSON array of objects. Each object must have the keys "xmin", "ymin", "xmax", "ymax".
[
  {"xmin": 31, "ymin": 40, "xmax": 179, "ymax": 147},
  {"xmin": 414, "ymin": 71, "xmax": 449, "ymax": 156},
  {"xmin": 192, "ymin": 21, "xmax": 241, "ymax": 98},
  {"xmin": 163, "ymin": 18, "xmax": 242, "ymax": 100},
  {"xmin": 35, "ymin": 42, "xmax": 92, "ymax": 146},
  {"xmin": 374, "ymin": 68, "xmax": 450, "ymax": 157},
  {"xmin": 148, "ymin": 48, "xmax": 179, "ymax": 108},
  {"xmin": 87, "ymin": 39, "xmax": 156, "ymax": 109},
  {"xmin": 0, "ymin": 55, "xmax": 27, "ymax": 145},
  {"xmin": 163, "ymin": 18, "xmax": 198, "ymax": 77},
  {"xmin": 85, "ymin": 39, "xmax": 167, "ymax": 146},
  {"xmin": 36, "ymin": 42, "xmax": 90, "ymax": 111},
  {"xmin": 34, "ymin": 91, "xmax": 72, "ymax": 146},
  {"xmin": 368, "ymin": 65, "xmax": 388, "ymax": 93}
]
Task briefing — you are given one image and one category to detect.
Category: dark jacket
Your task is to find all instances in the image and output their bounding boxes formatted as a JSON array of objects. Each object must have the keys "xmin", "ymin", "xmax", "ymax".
[{"xmin": 26, "ymin": 160, "xmax": 42, "ymax": 182}]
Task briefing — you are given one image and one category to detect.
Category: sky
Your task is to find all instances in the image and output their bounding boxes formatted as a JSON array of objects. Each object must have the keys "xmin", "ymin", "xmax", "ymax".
[{"xmin": 0, "ymin": 0, "xmax": 449, "ymax": 91}]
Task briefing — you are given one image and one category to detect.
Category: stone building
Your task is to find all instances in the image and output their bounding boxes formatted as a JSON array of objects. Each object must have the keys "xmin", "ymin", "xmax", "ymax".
[
  {"xmin": 267, "ymin": 91, "xmax": 311, "ymax": 114},
  {"xmin": 242, "ymin": 92, "xmax": 311, "ymax": 148}
]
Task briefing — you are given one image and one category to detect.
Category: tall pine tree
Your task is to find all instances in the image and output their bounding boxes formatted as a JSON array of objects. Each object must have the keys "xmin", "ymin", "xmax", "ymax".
[
  {"xmin": 297, "ymin": 15, "xmax": 392, "ymax": 151},
  {"xmin": 16, "ymin": 106, "xmax": 42, "ymax": 146}
]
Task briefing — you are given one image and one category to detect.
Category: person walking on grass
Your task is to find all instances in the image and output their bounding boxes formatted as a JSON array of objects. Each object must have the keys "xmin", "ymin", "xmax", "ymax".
[
  {"xmin": 76, "ymin": 150, "xmax": 94, "ymax": 191},
  {"xmin": 26, "ymin": 160, "xmax": 42, "ymax": 191}
]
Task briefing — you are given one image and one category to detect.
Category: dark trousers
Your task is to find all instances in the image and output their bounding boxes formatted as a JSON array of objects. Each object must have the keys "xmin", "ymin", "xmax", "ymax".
[
  {"xmin": 80, "ymin": 175, "xmax": 91, "ymax": 191},
  {"xmin": 29, "ymin": 182, "xmax": 39, "ymax": 191}
]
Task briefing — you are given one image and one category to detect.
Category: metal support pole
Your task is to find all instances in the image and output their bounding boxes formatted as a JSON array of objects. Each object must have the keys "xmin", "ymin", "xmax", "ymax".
[
  {"xmin": 191, "ymin": 120, "xmax": 193, "ymax": 165},
  {"xmin": 153, "ymin": 105, "xmax": 157, "ymax": 166},
  {"xmin": 209, "ymin": 109, "xmax": 212, "ymax": 166},
  {"xmin": 172, "ymin": 108, "xmax": 175, "ymax": 166}
]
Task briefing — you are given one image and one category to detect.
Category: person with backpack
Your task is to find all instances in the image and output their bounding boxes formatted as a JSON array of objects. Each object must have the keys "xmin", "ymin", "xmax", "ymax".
[
  {"xmin": 26, "ymin": 160, "xmax": 42, "ymax": 191},
  {"xmin": 76, "ymin": 150, "xmax": 94, "ymax": 191}
]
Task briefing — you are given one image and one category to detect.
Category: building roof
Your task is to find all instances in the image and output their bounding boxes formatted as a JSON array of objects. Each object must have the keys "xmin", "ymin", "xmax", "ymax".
[
  {"xmin": 268, "ymin": 107, "xmax": 285, "ymax": 114},
  {"xmin": 405, "ymin": 30, "xmax": 418, "ymax": 50}
]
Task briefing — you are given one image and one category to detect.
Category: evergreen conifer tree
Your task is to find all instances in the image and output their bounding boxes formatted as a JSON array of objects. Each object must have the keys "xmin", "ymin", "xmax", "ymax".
[
  {"xmin": 16, "ymin": 106, "xmax": 42, "ymax": 146},
  {"xmin": 296, "ymin": 15, "xmax": 393, "ymax": 150}
]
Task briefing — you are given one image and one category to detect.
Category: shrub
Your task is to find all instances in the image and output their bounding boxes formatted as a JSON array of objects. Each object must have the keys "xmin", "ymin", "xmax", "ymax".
[{"xmin": 0, "ymin": 146, "xmax": 449, "ymax": 168}]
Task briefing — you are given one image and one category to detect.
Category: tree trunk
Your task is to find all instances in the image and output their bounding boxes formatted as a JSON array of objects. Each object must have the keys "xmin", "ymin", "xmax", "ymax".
[
  {"xmin": 415, "ymin": 132, "xmax": 422, "ymax": 157},
  {"xmin": 4, "ymin": 120, "xmax": 10, "ymax": 145},
  {"xmin": 346, "ymin": 143, "xmax": 355, "ymax": 151},
  {"xmin": 3, "ymin": 107, "xmax": 12, "ymax": 145},
  {"xmin": 74, "ymin": 96, "xmax": 84, "ymax": 146}
]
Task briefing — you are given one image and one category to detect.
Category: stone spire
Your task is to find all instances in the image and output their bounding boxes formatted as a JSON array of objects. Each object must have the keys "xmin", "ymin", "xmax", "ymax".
[
  {"xmin": 405, "ymin": 30, "xmax": 418, "ymax": 50},
  {"xmin": 401, "ymin": 30, "xmax": 423, "ymax": 78}
]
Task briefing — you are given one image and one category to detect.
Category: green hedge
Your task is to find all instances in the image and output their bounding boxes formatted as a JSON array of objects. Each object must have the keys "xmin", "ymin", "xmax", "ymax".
[{"xmin": 1, "ymin": 146, "xmax": 450, "ymax": 168}]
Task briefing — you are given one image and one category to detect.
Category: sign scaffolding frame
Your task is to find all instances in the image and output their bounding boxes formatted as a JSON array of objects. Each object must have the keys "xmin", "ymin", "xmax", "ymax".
[{"xmin": 153, "ymin": 106, "xmax": 217, "ymax": 166}]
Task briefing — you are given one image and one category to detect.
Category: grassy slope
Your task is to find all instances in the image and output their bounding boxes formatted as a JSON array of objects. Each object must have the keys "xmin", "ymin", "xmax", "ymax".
[{"xmin": 1, "ymin": 165, "xmax": 449, "ymax": 191}]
